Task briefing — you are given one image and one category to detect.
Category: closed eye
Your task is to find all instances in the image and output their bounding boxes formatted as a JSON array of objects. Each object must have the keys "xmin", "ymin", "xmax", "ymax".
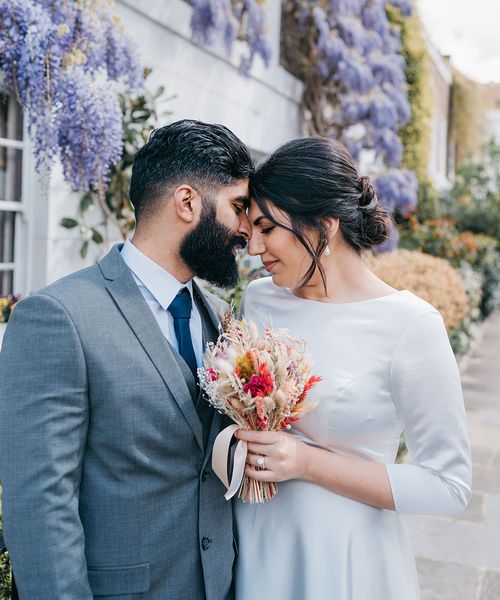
[{"xmin": 262, "ymin": 226, "xmax": 275, "ymax": 234}]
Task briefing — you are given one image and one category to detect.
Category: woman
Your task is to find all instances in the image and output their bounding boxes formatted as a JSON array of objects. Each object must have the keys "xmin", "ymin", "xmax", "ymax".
[{"xmin": 234, "ymin": 137, "xmax": 471, "ymax": 600}]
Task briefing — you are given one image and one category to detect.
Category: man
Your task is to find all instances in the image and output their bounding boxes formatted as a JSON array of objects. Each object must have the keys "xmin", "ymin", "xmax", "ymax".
[{"xmin": 0, "ymin": 120, "xmax": 254, "ymax": 599}]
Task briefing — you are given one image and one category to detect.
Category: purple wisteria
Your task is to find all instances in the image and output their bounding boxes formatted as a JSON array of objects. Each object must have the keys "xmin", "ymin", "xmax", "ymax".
[
  {"xmin": 305, "ymin": 0, "xmax": 417, "ymax": 217},
  {"xmin": 190, "ymin": 0, "xmax": 271, "ymax": 74},
  {"xmin": 0, "ymin": 0, "xmax": 143, "ymax": 192},
  {"xmin": 373, "ymin": 169, "xmax": 418, "ymax": 215}
]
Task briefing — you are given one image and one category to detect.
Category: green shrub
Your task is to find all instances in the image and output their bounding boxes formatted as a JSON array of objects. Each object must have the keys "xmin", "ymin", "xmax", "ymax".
[
  {"xmin": 399, "ymin": 217, "xmax": 500, "ymax": 316},
  {"xmin": 442, "ymin": 139, "xmax": 500, "ymax": 242}
]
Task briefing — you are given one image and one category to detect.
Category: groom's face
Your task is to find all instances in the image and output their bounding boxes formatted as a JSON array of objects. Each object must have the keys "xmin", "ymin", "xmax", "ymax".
[{"xmin": 180, "ymin": 179, "xmax": 250, "ymax": 288}]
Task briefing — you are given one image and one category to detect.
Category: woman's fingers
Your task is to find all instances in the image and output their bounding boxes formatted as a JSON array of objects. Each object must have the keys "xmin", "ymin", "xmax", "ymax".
[
  {"xmin": 246, "ymin": 442, "xmax": 275, "ymax": 456},
  {"xmin": 245, "ymin": 465, "xmax": 278, "ymax": 482},
  {"xmin": 235, "ymin": 429, "xmax": 281, "ymax": 444},
  {"xmin": 246, "ymin": 452, "xmax": 272, "ymax": 469}
]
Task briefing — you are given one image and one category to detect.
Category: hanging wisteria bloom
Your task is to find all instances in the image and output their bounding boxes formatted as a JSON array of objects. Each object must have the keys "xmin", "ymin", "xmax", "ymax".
[
  {"xmin": 373, "ymin": 169, "xmax": 418, "ymax": 215},
  {"xmin": 190, "ymin": 0, "xmax": 271, "ymax": 74},
  {"xmin": 304, "ymin": 1, "xmax": 415, "ymax": 196},
  {"xmin": 0, "ymin": 0, "xmax": 143, "ymax": 192}
]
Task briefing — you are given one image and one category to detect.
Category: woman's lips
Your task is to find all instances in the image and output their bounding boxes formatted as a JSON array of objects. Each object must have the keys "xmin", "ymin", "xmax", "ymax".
[{"xmin": 263, "ymin": 260, "xmax": 279, "ymax": 273}]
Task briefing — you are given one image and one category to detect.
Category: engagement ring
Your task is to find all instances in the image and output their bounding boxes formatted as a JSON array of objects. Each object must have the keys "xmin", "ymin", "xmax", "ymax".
[{"xmin": 257, "ymin": 455, "xmax": 266, "ymax": 469}]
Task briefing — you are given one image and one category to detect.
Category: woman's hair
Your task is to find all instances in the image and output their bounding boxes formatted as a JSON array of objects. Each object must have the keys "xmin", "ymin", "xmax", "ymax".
[{"xmin": 249, "ymin": 137, "xmax": 393, "ymax": 290}]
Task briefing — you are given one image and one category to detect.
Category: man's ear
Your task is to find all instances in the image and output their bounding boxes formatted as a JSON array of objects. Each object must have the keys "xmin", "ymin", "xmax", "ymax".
[{"xmin": 173, "ymin": 184, "xmax": 201, "ymax": 223}]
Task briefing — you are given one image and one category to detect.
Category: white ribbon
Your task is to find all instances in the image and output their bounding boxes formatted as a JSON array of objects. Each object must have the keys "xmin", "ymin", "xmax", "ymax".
[{"xmin": 212, "ymin": 424, "xmax": 248, "ymax": 500}]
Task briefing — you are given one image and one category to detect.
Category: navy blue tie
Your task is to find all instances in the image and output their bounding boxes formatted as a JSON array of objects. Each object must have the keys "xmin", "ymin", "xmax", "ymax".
[{"xmin": 168, "ymin": 288, "xmax": 198, "ymax": 380}]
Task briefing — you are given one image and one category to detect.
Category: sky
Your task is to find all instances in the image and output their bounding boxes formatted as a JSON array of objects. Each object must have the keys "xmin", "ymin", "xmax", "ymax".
[{"xmin": 417, "ymin": 0, "xmax": 500, "ymax": 83}]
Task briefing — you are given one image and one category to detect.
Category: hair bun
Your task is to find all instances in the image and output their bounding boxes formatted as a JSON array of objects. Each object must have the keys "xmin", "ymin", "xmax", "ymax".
[
  {"xmin": 358, "ymin": 175, "xmax": 375, "ymax": 207},
  {"xmin": 357, "ymin": 176, "xmax": 392, "ymax": 246}
]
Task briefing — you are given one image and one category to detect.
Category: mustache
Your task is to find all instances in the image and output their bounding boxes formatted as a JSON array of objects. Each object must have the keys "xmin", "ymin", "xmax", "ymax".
[{"xmin": 229, "ymin": 235, "xmax": 248, "ymax": 251}]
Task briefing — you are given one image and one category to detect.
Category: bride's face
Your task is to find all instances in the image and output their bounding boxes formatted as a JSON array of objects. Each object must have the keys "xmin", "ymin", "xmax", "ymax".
[{"xmin": 247, "ymin": 199, "xmax": 319, "ymax": 289}]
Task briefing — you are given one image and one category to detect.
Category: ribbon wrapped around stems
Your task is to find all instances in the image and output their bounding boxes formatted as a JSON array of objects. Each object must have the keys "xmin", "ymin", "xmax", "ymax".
[
  {"xmin": 212, "ymin": 424, "xmax": 278, "ymax": 503},
  {"xmin": 212, "ymin": 425, "xmax": 247, "ymax": 500}
]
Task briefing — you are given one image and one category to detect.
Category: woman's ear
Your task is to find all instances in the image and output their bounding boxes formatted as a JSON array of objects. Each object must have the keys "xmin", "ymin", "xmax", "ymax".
[
  {"xmin": 324, "ymin": 217, "xmax": 340, "ymax": 239},
  {"xmin": 173, "ymin": 184, "xmax": 201, "ymax": 224}
]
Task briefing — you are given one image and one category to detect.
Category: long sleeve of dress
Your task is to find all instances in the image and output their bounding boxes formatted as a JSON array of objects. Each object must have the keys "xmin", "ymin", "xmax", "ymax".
[{"xmin": 386, "ymin": 309, "xmax": 472, "ymax": 516}]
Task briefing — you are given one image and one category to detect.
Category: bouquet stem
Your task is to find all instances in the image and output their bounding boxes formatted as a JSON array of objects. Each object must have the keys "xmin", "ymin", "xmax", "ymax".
[{"xmin": 239, "ymin": 475, "xmax": 278, "ymax": 503}]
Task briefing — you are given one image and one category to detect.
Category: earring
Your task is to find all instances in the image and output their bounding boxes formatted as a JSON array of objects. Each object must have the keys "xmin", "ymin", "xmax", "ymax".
[{"xmin": 324, "ymin": 245, "xmax": 331, "ymax": 256}]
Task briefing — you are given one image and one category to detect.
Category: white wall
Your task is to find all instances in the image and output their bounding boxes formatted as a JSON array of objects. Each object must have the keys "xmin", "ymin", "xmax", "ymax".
[
  {"xmin": 426, "ymin": 38, "xmax": 453, "ymax": 190},
  {"xmin": 486, "ymin": 109, "xmax": 500, "ymax": 144},
  {"xmin": 115, "ymin": 0, "xmax": 303, "ymax": 155},
  {"xmin": 38, "ymin": 0, "xmax": 304, "ymax": 288}
]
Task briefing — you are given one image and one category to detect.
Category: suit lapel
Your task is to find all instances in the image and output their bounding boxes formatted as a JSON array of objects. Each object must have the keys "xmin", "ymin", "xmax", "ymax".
[
  {"xmin": 99, "ymin": 245, "xmax": 204, "ymax": 451},
  {"xmin": 193, "ymin": 281, "xmax": 222, "ymax": 335}
]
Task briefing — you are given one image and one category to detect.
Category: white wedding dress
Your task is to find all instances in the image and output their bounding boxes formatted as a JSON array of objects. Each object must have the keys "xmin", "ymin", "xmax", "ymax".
[{"xmin": 235, "ymin": 277, "xmax": 471, "ymax": 600}]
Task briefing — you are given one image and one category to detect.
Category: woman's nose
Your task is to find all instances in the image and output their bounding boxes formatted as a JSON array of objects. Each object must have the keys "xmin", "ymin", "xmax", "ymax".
[{"xmin": 247, "ymin": 235, "xmax": 264, "ymax": 256}]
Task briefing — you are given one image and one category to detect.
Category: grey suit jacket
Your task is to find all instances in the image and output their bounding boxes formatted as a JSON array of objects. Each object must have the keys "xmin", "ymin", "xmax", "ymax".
[{"xmin": 0, "ymin": 245, "xmax": 234, "ymax": 599}]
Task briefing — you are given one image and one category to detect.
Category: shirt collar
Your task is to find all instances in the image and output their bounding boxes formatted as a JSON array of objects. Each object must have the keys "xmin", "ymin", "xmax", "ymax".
[{"xmin": 121, "ymin": 239, "xmax": 193, "ymax": 310}]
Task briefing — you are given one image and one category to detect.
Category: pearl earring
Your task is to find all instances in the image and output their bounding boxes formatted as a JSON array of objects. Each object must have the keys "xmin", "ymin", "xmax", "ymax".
[{"xmin": 324, "ymin": 245, "xmax": 331, "ymax": 256}]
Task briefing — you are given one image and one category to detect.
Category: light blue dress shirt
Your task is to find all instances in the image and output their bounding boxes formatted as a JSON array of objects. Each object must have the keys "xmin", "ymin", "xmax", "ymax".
[{"xmin": 121, "ymin": 239, "xmax": 203, "ymax": 368}]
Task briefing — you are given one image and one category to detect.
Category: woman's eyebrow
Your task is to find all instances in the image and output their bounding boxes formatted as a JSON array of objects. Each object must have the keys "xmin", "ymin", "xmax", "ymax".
[{"xmin": 253, "ymin": 215, "xmax": 266, "ymax": 226}]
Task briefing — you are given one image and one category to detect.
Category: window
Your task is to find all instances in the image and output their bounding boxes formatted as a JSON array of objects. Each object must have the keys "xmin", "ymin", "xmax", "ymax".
[{"xmin": 0, "ymin": 94, "xmax": 26, "ymax": 295}]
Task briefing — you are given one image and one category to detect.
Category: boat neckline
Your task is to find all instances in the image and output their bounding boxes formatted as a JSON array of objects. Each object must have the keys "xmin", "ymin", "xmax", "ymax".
[{"xmin": 282, "ymin": 287, "xmax": 410, "ymax": 306}]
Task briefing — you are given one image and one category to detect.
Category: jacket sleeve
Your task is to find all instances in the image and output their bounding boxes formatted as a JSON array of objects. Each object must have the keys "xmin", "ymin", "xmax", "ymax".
[
  {"xmin": 386, "ymin": 310, "xmax": 472, "ymax": 516},
  {"xmin": 0, "ymin": 293, "xmax": 92, "ymax": 599}
]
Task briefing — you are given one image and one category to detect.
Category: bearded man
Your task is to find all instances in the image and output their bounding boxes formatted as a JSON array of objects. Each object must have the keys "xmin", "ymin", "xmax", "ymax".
[{"xmin": 0, "ymin": 120, "xmax": 254, "ymax": 600}]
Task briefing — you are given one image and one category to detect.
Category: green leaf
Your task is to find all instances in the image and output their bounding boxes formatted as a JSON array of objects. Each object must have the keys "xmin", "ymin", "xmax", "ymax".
[
  {"xmin": 80, "ymin": 193, "xmax": 94, "ymax": 213},
  {"xmin": 60, "ymin": 217, "xmax": 79, "ymax": 229},
  {"xmin": 80, "ymin": 241, "xmax": 89, "ymax": 258},
  {"xmin": 91, "ymin": 229, "xmax": 104, "ymax": 244}
]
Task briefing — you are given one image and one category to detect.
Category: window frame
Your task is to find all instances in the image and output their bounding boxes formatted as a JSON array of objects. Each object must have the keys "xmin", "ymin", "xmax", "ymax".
[{"xmin": 0, "ymin": 95, "xmax": 34, "ymax": 296}]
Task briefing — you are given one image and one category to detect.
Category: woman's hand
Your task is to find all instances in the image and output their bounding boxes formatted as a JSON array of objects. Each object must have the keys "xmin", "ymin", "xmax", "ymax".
[{"xmin": 235, "ymin": 429, "xmax": 310, "ymax": 483}]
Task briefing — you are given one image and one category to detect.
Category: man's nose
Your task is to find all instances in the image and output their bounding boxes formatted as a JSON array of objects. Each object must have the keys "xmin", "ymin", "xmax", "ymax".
[{"xmin": 238, "ymin": 214, "xmax": 251, "ymax": 240}]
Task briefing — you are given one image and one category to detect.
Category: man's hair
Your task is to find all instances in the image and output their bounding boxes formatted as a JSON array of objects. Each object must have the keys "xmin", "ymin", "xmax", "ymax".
[{"xmin": 129, "ymin": 119, "xmax": 254, "ymax": 223}]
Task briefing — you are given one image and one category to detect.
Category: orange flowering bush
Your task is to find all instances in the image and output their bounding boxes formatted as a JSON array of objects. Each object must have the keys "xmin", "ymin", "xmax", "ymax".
[
  {"xmin": 400, "ymin": 216, "xmax": 497, "ymax": 269},
  {"xmin": 399, "ymin": 217, "xmax": 500, "ymax": 316}
]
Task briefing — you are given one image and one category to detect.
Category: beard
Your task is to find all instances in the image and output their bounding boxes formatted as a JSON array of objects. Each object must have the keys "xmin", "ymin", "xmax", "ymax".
[{"xmin": 180, "ymin": 202, "xmax": 247, "ymax": 288}]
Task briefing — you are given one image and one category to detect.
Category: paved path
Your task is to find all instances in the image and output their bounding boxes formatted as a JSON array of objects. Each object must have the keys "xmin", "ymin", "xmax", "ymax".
[{"xmin": 404, "ymin": 311, "xmax": 500, "ymax": 600}]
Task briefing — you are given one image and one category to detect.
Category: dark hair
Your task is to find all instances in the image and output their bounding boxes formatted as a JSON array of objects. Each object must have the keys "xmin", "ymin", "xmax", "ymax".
[
  {"xmin": 250, "ymin": 137, "xmax": 393, "ymax": 289},
  {"xmin": 130, "ymin": 119, "xmax": 254, "ymax": 222}
]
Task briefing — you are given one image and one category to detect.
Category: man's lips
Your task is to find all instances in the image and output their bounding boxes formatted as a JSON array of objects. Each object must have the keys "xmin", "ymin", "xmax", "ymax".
[{"xmin": 263, "ymin": 260, "xmax": 279, "ymax": 272}]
